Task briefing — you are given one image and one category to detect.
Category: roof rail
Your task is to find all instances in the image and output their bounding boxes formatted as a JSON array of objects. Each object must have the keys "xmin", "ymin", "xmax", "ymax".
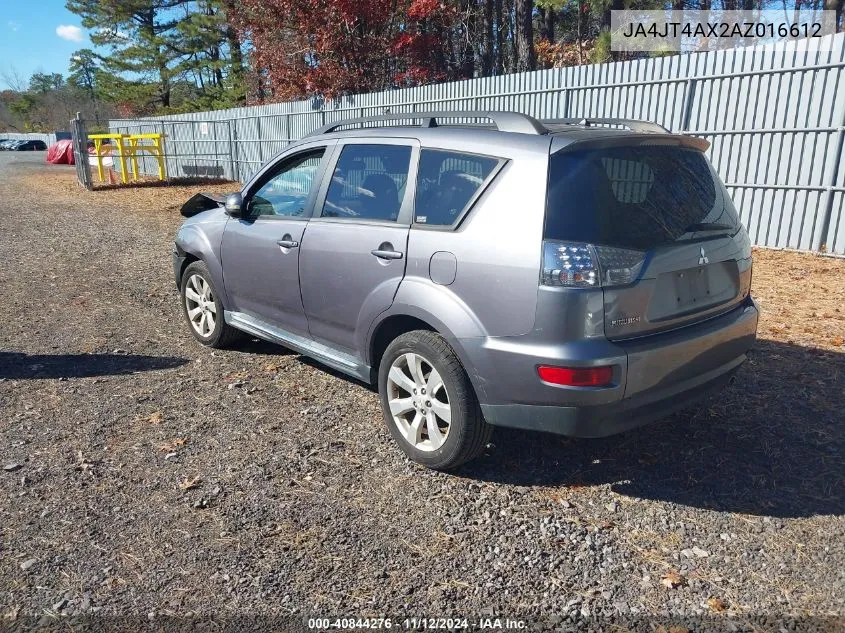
[
  {"xmin": 543, "ymin": 117, "xmax": 670, "ymax": 134},
  {"xmin": 307, "ymin": 111, "xmax": 547, "ymax": 137}
]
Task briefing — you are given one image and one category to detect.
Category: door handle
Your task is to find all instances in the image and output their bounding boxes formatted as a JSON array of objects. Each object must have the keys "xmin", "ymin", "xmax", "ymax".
[
  {"xmin": 371, "ymin": 249, "xmax": 403, "ymax": 260},
  {"xmin": 277, "ymin": 238, "xmax": 299, "ymax": 249}
]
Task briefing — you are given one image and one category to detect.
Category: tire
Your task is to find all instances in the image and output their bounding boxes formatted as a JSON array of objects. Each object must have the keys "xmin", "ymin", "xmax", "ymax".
[
  {"xmin": 180, "ymin": 260, "xmax": 243, "ymax": 348},
  {"xmin": 378, "ymin": 330, "xmax": 491, "ymax": 470}
]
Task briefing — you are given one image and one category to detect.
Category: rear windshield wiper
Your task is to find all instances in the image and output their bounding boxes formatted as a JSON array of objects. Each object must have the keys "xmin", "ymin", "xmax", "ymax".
[
  {"xmin": 684, "ymin": 221, "xmax": 735, "ymax": 233},
  {"xmin": 673, "ymin": 221, "xmax": 737, "ymax": 243}
]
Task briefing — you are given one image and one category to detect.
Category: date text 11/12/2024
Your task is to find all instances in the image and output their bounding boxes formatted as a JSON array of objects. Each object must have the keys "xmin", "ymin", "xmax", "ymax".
[{"xmin": 307, "ymin": 617, "xmax": 527, "ymax": 630}]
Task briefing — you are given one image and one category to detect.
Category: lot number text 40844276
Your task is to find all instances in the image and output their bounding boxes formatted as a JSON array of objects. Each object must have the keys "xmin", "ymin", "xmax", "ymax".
[{"xmin": 307, "ymin": 617, "xmax": 528, "ymax": 630}]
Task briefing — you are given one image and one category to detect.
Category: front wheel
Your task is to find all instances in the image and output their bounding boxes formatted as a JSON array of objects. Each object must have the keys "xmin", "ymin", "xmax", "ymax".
[
  {"xmin": 180, "ymin": 261, "xmax": 243, "ymax": 348},
  {"xmin": 378, "ymin": 330, "xmax": 491, "ymax": 470}
]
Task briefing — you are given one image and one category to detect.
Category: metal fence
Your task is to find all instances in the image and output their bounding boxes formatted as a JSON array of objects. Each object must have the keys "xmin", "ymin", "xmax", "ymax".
[
  {"xmin": 111, "ymin": 32, "xmax": 845, "ymax": 255},
  {"xmin": 70, "ymin": 114, "xmax": 92, "ymax": 191}
]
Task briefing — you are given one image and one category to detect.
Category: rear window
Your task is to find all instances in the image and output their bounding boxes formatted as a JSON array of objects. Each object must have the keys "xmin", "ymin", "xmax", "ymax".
[{"xmin": 545, "ymin": 145, "xmax": 740, "ymax": 251}]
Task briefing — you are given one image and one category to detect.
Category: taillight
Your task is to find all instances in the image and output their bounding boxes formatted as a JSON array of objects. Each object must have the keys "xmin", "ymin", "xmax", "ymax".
[
  {"xmin": 541, "ymin": 241, "xmax": 645, "ymax": 288},
  {"xmin": 537, "ymin": 365, "xmax": 614, "ymax": 387}
]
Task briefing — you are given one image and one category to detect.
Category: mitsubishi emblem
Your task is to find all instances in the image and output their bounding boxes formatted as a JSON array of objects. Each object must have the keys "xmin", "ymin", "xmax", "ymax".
[{"xmin": 698, "ymin": 246, "xmax": 709, "ymax": 265}]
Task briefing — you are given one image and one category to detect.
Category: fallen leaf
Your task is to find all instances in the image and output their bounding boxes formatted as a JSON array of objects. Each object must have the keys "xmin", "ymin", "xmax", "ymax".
[
  {"xmin": 707, "ymin": 597, "xmax": 727, "ymax": 612},
  {"xmin": 660, "ymin": 570, "xmax": 687, "ymax": 589},
  {"xmin": 159, "ymin": 437, "xmax": 188, "ymax": 451},
  {"xmin": 148, "ymin": 411, "xmax": 164, "ymax": 424},
  {"xmin": 225, "ymin": 371, "xmax": 250, "ymax": 382},
  {"xmin": 3, "ymin": 605, "xmax": 20, "ymax": 621},
  {"xmin": 180, "ymin": 477, "xmax": 202, "ymax": 491},
  {"xmin": 832, "ymin": 336, "xmax": 843, "ymax": 347}
]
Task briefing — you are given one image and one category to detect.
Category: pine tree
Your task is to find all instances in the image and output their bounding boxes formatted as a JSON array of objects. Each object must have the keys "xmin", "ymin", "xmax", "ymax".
[{"xmin": 66, "ymin": 0, "xmax": 190, "ymax": 110}]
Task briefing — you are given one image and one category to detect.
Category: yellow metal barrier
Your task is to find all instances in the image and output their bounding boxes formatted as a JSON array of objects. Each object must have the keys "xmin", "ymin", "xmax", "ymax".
[
  {"xmin": 125, "ymin": 133, "xmax": 167, "ymax": 181},
  {"xmin": 88, "ymin": 133, "xmax": 129, "ymax": 184},
  {"xmin": 87, "ymin": 132, "xmax": 167, "ymax": 184}
]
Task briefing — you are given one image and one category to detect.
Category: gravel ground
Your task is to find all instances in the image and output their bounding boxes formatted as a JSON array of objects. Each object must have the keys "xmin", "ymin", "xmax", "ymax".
[{"xmin": 1, "ymin": 153, "xmax": 843, "ymax": 633}]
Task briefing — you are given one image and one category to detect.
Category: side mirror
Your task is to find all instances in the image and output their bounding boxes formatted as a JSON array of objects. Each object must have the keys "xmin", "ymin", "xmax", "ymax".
[{"xmin": 225, "ymin": 193, "xmax": 244, "ymax": 217}]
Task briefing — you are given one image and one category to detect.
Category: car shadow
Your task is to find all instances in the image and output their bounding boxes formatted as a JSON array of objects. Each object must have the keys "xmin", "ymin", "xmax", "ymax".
[
  {"xmin": 237, "ymin": 337, "xmax": 297, "ymax": 356},
  {"xmin": 234, "ymin": 338, "xmax": 372, "ymax": 387},
  {"xmin": 459, "ymin": 339, "xmax": 844, "ymax": 519},
  {"xmin": 0, "ymin": 352, "xmax": 188, "ymax": 380}
]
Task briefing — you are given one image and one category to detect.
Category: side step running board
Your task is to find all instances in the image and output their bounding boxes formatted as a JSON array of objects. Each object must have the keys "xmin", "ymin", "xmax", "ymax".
[{"xmin": 225, "ymin": 311, "xmax": 371, "ymax": 383}]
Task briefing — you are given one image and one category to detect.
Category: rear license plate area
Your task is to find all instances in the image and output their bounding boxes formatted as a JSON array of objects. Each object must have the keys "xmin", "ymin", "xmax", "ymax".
[{"xmin": 673, "ymin": 266, "xmax": 711, "ymax": 310}]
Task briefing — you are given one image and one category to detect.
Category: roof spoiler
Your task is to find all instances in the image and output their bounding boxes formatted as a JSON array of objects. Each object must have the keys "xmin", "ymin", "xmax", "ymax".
[
  {"xmin": 552, "ymin": 132, "xmax": 710, "ymax": 153},
  {"xmin": 542, "ymin": 117, "xmax": 669, "ymax": 134}
]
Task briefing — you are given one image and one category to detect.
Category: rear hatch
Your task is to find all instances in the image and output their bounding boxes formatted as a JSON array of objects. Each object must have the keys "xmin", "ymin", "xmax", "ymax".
[{"xmin": 543, "ymin": 137, "xmax": 753, "ymax": 341}]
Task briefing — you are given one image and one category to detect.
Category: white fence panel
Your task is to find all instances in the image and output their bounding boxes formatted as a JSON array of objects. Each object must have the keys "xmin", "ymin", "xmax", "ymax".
[{"xmin": 111, "ymin": 32, "xmax": 845, "ymax": 254}]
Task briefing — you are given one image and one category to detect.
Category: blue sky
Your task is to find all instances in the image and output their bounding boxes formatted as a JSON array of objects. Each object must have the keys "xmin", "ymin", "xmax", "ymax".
[{"xmin": 0, "ymin": 0, "xmax": 91, "ymax": 88}]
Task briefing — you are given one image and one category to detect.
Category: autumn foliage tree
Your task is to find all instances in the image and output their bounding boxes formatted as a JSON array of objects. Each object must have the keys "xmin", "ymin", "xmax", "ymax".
[
  {"xmin": 231, "ymin": 0, "xmax": 475, "ymax": 100},
  {"xmin": 45, "ymin": 0, "xmax": 841, "ymax": 116},
  {"xmin": 232, "ymin": 0, "xmax": 395, "ymax": 100}
]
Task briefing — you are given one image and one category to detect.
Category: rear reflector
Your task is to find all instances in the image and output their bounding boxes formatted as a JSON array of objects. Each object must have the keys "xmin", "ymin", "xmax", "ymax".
[{"xmin": 537, "ymin": 365, "xmax": 613, "ymax": 387}]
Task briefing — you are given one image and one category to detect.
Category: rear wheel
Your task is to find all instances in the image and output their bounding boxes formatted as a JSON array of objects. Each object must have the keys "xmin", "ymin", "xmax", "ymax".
[
  {"xmin": 180, "ymin": 261, "xmax": 243, "ymax": 348},
  {"xmin": 378, "ymin": 330, "xmax": 491, "ymax": 470}
]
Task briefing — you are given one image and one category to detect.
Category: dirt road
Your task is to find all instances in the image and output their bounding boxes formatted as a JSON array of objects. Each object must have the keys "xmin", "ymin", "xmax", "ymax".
[{"xmin": 1, "ymin": 153, "xmax": 843, "ymax": 632}]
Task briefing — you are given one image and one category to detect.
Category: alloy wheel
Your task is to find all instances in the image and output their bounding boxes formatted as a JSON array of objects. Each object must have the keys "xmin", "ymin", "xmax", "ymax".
[
  {"xmin": 386, "ymin": 352, "xmax": 452, "ymax": 452},
  {"xmin": 184, "ymin": 274, "xmax": 216, "ymax": 337}
]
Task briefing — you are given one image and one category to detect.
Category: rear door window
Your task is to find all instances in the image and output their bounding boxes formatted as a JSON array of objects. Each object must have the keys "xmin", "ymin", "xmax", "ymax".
[
  {"xmin": 321, "ymin": 144, "xmax": 412, "ymax": 222},
  {"xmin": 545, "ymin": 145, "xmax": 740, "ymax": 251},
  {"xmin": 415, "ymin": 149, "xmax": 499, "ymax": 226}
]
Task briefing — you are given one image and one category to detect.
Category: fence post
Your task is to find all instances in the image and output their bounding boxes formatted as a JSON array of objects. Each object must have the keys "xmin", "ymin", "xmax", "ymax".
[
  {"xmin": 285, "ymin": 114, "xmax": 291, "ymax": 147},
  {"xmin": 70, "ymin": 112, "xmax": 92, "ymax": 190},
  {"xmin": 232, "ymin": 119, "xmax": 241, "ymax": 182},
  {"xmin": 817, "ymin": 118, "xmax": 845, "ymax": 252},
  {"xmin": 257, "ymin": 116, "xmax": 264, "ymax": 164},
  {"xmin": 680, "ymin": 78, "xmax": 697, "ymax": 132},
  {"xmin": 226, "ymin": 120, "xmax": 237, "ymax": 182},
  {"xmin": 211, "ymin": 120, "xmax": 219, "ymax": 179},
  {"xmin": 191, "ymin": 121, "xmax": 199, "ymax": 178}
]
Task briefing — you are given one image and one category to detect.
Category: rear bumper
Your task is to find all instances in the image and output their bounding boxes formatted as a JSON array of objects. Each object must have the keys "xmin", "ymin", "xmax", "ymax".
[
  {"xmin": 481, "ymin": 356, "xmax": 742, "ymax": 437},
  {"xmin": 466, "ymin": 296, "xmax": 758, "ymax": 437}
]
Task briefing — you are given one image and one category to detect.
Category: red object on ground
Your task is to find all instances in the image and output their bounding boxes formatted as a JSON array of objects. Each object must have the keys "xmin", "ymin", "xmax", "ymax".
[{"xmin": 46, "ymin": 139, "xmax": 75, "ymax": 164}]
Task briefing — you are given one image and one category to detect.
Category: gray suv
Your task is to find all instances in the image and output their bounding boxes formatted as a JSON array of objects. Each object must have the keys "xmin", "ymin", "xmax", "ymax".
[{"xmin": 174, "ymin": 111, "xmax": 758, "ymax": 470}]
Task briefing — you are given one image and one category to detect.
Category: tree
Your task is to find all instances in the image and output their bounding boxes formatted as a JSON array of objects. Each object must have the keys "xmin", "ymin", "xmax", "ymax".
[
  {"xmin": 66, "ymin": 0, "xmax": 190, "ymax": 109},
  {"xmin": 515, "ymin": 0, "xmax": 536, "ymax": 71},
  {"xmin": 29, "ymin": 72, "xmax": 66, "ymax": 93},
  {"xmin": 825, "ymin": 0, "xmax": 844, "ymax": 31},
  {"xmin": 232, "ymin": 0, "xmax": 420, "ymax": 99},
  {"xmin": 69, "ymin": 49, "xmax": 105, "ymax": 125},
  {"xmin": 0, "ymin": 69, "xmax": 111, "ymax": 132},
  {"xmin": 0, "ymin": 66, "xmax": 28, "ymax": 92},
  {"xmin": 170, "ymin": 0, "xmax": 247, "ymax": 108}
]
